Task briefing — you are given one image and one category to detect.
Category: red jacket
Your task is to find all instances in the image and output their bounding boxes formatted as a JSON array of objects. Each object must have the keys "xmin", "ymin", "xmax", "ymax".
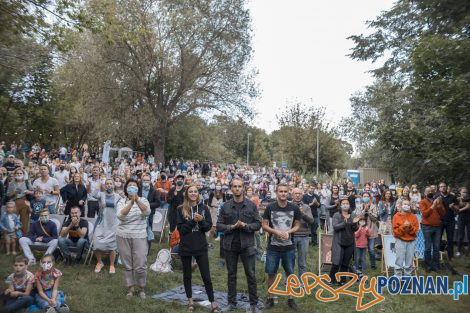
[
  {"xmin": 419, "ymin": 198, "xmax": 445, "ymax": 227},
  {"xmin": 354, "ymin": 226, "xmax": 371, "ymax": 248},
  {"xmin": 392, "ymin": 212, "xmax": 419, "ymax": 241}
]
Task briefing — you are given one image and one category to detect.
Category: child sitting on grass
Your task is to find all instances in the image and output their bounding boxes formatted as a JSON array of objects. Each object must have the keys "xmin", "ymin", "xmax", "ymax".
[
  {"xmin": 1, "ymin": 255, "xmax": 34, "ymax": 312},
  {"xmin": 0, "ymin": 201, "xmax": 22, "ymax": 255},
  {"xmin": 34, "ymin": 254, "xmax": 70, "ymax": 313}
]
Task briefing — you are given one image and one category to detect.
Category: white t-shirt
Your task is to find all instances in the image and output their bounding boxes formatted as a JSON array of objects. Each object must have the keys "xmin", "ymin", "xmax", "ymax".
[
  {"xmin": 8, "ymin": 214, "xmax": 15, "ymax": 230},
  {"xmin": 71, "ymin": 161, "xmax": 81, "ymax": 171},
  {"xmin": 32, "ymin": 177, "xmax": 59, "ymax": 206},
  {"xmin": 54, "ymin": 170, "xmax": 69, "ymax": 189},
  {"xmin": 60, "ymin": 147, "xmax": 67, "ymax": 155}
]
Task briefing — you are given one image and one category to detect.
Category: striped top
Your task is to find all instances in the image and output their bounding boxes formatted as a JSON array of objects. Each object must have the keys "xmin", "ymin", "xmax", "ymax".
[{"xmin": 116, "ymin": 197, "xmax": 150, "ymax": 239}]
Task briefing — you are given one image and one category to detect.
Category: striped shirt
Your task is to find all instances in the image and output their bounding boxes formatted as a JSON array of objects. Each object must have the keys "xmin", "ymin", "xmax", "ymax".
[{"xmin": 116, "ymin": 197, "xmax": 150, "ymax": 239}]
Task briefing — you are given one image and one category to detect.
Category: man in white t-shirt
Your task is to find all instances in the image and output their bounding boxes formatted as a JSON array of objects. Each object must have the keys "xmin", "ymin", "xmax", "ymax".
[
  {"xmin": 54, "ymin": 163, "xmax": 69, "ymax": 189},
  {"xmin": 32, "ymin": 164, "xmax": 60, "ymax": 214},
  {"xmin": 59, "ymin": 146, "xmax": 67, "ymax": 161}
]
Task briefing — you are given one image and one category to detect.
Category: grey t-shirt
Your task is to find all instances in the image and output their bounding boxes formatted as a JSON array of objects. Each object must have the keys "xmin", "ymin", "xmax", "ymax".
[{"xmin": 262, "ymin": 201, "xmax": 301, "ymax": 251}]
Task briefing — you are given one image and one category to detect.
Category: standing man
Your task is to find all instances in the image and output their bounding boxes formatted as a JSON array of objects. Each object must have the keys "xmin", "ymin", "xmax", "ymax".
[
  {"xmin": 54, "ymin": 162, "xmax": 69, "ymax": 189},
  {"xmin": 32, "ymin": 164, "xmax": 60, "ymax": 214},
  {"xmin": 167, "ymin": 174, "xmax": 185, "ymax": 232},
  {"xmin": 291, "ymin": 188, "xmax": 314, "ymax": 288},
  {"xmin": 139, "ymin": 173, "xmax": 160, "ymax": 253},
  {"xmin": 216, "ymin": 177, "xmax": 261, "ymax": 313},
  {"xmin": 262, "ymin": 183, "xmax": 301, "ymax": 310},
  {"xmin": 436, "ymin": 182, "xmax": 459, "ymax": 260},
  {"xmin": 86, "ymin": 166, "xmax": 102, "ymax": 218},
  {"xmin": 302, "ymin": 185, "xmax": 320, "ymax": 246},
  {"xmin": 419, "ymin": 187, "xmax": 445, "ymax": 272},
  {"xmin": 58, "ymin": 206, "xmax": 89, "ymax": 265}
]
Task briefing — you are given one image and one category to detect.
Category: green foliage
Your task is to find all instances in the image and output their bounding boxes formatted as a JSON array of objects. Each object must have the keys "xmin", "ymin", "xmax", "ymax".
[{"xmin": 345, "ymin": 0, "xmax": 470, "ymax": 187}]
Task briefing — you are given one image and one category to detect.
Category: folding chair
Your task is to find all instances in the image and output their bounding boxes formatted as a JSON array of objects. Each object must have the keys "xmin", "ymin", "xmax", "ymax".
[{"xmin": 27, "ymin": 218, "xmax": 63, "ymax": 256}]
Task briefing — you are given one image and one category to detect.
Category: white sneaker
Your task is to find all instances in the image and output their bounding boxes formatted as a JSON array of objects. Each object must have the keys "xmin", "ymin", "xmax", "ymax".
[
  {"xmin": 456, "ymin": 252, "xmax": 461, "ymax": 257},
  {"xmin": 60, "ymin": 304, "xmax": 70, "ymax": 313},
  {"xmin": 28, "ymin": 259, "xmax": 36, "ymax": 265}
]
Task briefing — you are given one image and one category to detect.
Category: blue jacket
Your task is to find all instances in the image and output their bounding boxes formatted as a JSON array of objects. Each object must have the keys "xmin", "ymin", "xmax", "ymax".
[{"xmin": 0, "ymin": 213, "xmax": 22, "ymax": 234}]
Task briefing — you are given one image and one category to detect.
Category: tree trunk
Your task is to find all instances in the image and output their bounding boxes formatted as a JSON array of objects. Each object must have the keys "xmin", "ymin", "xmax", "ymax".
[{"xmin": 153, "ymin": 125, "xmax": 168, "ymax": 165}]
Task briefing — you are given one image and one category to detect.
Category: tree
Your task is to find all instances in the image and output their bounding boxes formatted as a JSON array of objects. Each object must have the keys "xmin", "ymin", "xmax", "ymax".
[
  {"xmin": 57, "ymin": 0, "xmax": 256, "ymax": 163},
  {"xmin": 345, "ymin": 0, "xmax": 470, "ymax": 186}
]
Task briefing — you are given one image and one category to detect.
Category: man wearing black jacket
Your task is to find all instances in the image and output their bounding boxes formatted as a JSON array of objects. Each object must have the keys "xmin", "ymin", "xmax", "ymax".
[
  {"xmin": 168, "ymin": 174, "xmax": 185, "ymax": 232},
  {"xmin": 140, "ymin": 174, "xmax": 161, "ymax": 252},
  {"xmin": 216, "ymin": 177, "xmax": 262, "ymax": 313}
]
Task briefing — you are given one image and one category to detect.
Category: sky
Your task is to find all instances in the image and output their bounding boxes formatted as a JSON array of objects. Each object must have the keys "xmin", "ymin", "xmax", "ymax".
[{"xmin": 248, "ymin": 0, "xmax": 393, "ymax": 133}]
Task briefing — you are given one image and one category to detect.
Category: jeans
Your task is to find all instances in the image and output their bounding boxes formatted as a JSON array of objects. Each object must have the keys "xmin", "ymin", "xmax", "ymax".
[
  {"xmin": 181, "ymin": 254, "xmax": 214, "ymax": 302},
  {"xmin": 368, "ymin": 238, "xmax": 376, "ymax": 268},
  {"xmin": 225, "ymin": 248, "xmax": 258, "ymax": 306},
  {"xmin": 87, "ymin": 200, "xmax": 99, "ymax": 218},
  {"xmin": 293, "ymin": 236, "xmax": 309, "ymax": 283},
  {"xmin": 310, "ymin": 217, "xmax": 319, "ymax": 245},
  {"xmin": 394, "ymin": 239, "xmax": 415, "ymax": 277},
  {"xmin": 440, "ymin": 219, "xmax": 455, "ymax": 258},
  {"xmin": 265, "ymin": 249, "xmax": 295, "ymax": 276},
  {"xmin": 1, "ymin": 295, "xmax": 33, "ymax": 313},
  {"xmin": 47, "ymin": 203, "xmax": 56, "ymax": 214},
  {"xmin": 457, "ymin": 214, "xmax": 470, "ymax": 253},
  {"xmin": 355, "ymin": 247, "xmax": 367, "ymax": 272},
  {"xmin": 422, "ymin": 224, "xmax": 441, "ymax": 270},
  {"xmin": 58, "ymin": 237, "xmax": 88, "ymax": 261},
  {"xmin": 34, "ymin": 290, "xmax": 64, "ymax": 311},
  {"xmin": 19, "ymin": 237, "xmax": 58, "ymax": 262}
]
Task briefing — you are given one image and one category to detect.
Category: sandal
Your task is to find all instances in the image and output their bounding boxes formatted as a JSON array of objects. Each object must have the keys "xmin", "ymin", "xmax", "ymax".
[
  {"xmin": 187, "ymin": 304, "xmax": 194, "ymax": 313},
  {"xmin": 94, "ymin": 261, "xmax": 104, "ymax": 273},
  {"xmin": 109, "ymin": 266, "xmax": 116, "ymax": 274}
]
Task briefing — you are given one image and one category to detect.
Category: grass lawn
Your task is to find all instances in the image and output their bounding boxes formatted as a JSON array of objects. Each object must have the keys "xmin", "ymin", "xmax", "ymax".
[{"xmin": 1, "ymin": 238, "xmax": 469, "ymax": 313}]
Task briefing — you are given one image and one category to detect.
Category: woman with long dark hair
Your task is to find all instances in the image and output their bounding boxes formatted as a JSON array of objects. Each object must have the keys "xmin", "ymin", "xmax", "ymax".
[
  {"xmin": 60, "ymin": 173, "xmax": 87, "ymax": 216},
  {"xmin": 176, "ymin": 185, "xmax": 221, "ymax": 313}
]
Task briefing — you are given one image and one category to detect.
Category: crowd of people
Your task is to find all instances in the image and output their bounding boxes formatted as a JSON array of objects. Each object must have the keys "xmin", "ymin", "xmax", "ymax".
[{"xmin": 1, "ymin": 142, "xmax": 469, "ymax": 313}]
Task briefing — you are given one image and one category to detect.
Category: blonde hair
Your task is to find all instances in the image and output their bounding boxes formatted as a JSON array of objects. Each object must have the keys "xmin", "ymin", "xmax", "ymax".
[{"xmin": 181, "ymin": 185, "xmax": 202, "ymax": 218}]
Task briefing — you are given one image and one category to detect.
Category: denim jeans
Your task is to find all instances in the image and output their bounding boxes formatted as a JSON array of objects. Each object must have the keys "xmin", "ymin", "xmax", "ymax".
[
  {"xmin": 58, "ymin": 237, "xmax": 88, "ymax": 261},
  {"xmin": 265, "ymin": 249, "xmax": 295, "ymax": 276},
  {"xmin": 394, "ymin": 239, "xmax": 415, "ymax": 277},
  {"xmin": 368, "ymin": 238, "xmax": 376, "ymax": 268},
  {"xmin": 422, "ymin": 224, "xmax": 441, "ymax": 270},
  {"xmin": 19, "ymin": 237, "xmax": 58, "ymax": 262},
  {"xmin": 34, "ymin": 290, "xmax": 64, "ymax": 311},
  {"xmin": 225, "ymin": 248, "xmax": 258, "ymax": 306},
  {"xmin": 1, "ymin": 295, "xmax": 33, "ymax": 313},
  {"xmin": 441, "ymin": 219, "xmax": 455, "ymax": 258},
  {"xmin": 293, "ymin": 236, "xmax": 309, "ymax": 283},
  {"xmin": 310, "ymin": 217, "xmax": 319, "ymax": 245},
  {"xmin": 47, "ymin": 203, "xmax": 57, "ymax": 214},
  {"xmin": 355, "ymin": 247, "xmax": 367, "ymax": 272}
]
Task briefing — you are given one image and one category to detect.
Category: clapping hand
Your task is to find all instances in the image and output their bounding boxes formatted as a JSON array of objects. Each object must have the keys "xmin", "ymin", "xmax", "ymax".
[
  {"xmin": 193, "ymin": 213, "xmax": 203, "ymax": 222},
  {"xmin": 276, "ymin": 230, "xmax": 289, "ymax": 241}
]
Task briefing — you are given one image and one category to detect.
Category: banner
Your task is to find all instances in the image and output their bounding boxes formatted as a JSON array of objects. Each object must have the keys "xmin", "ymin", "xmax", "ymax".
[
  {"xmin": 152, "ymin": 208, "xmax": 167, "ymax": 232},
  {"xmin": 382, "ymin": 235, "xmax": 397, "ymax": 268},
  {"xmin": 102, "ymin": 140, "xmax": 111, "ymax": 164}
]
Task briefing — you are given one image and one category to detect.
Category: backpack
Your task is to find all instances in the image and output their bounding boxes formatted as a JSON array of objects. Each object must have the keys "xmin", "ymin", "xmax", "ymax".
[{"xmin": 150, "ymin": 249, "xmax": 172, "ymax": 273}]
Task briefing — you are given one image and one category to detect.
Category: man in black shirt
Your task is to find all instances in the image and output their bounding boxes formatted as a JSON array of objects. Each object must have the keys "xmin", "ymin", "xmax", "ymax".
[
  {"xmin": 216, "ymin": 177, "xmax": 261, "ymax": 313},
  {"xmin": 262, "ymin": 183, "xmax": 301, "ymax": 311},
  {"xmin": 167, "ymin": 174, "xmax": 185, "ymax": 232},
  {"xmin": 437, "ymin": 182, "xmax": 458, "ymax": 260},
  {"xmin": 59, "ymin": 206, "xmax": 89, "ymax": 265}
]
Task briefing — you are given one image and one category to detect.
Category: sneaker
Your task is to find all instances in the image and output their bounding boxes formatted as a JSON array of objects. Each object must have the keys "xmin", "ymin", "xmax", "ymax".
[
  {"xmin": 264, "ymin": 298, "xmax": 274, "ymax": 309},
  {"xmin": 222, "ymin": 303, "xmax": 236, "ymax": 312},
  {"xmin": 456, "ymin": 252, "xmax": 461, "ymax": 257},
  {"xmin": 59, "ymin": 304, "xmax": 70, "ymax": 313},
  {"xmin": 95, "ymin": 262, "xmax": 104, "ymax": 273},
  {"xmin": 126, "ymin": 286, "xmax": 134, "ymax": 299},
  {"xmin": 28, "ymin": 258, "xmax": 36, "ymax": 265},
  {"xmin": 138, "ymin": 290, "xmax": 146, "ymax": 299},
  {"xmin": 45, "ymin": 307, "xmax": 56, "ymax": 313},
  {"xmin": 287, "ymin": 299, "xmax": 298, "ymax": 311}
]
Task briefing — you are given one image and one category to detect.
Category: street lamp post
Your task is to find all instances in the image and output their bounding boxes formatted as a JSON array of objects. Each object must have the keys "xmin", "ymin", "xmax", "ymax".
[
  {"xmin": 247, "ymin": 132, "xmax": 252, "ymax": 166},
  {"xmin": 316, "ymin": 127, "xmax": 319, "ymax": 177}
]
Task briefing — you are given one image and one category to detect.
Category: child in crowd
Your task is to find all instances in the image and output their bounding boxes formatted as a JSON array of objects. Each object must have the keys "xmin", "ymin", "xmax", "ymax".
[
  {"xmin": 354, "ymin": 216, "xmax": 371, "ymax": 274},
  {"xmin": 29, "ymin": 189, "xmax": 46, "ymax": 224},
  {"xmin": 34, "ymin": 254, "xmax": 70, "ymax": 313},
  {"xmin": 1, "ymin": 255, "xmax": 35, "ymax": 312},
  {"xmin": 0, "ymin": 202, "xmax": 22, "ymax": 255}
]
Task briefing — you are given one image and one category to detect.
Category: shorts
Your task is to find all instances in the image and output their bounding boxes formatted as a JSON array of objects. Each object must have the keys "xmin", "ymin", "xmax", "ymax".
[
  {"xmin": 4, "ymin": 231, "xmax": 17, "ymax": 240},
  {"xmin": 265, "ymin": 249, "xmax": 295, "ymax": 276}
]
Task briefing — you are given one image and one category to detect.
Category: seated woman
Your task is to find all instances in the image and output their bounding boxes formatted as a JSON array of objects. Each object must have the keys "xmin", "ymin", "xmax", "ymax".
[
  {"xmin": 93, "ymin": 178, "xmax": 121, "ymax": 274},
  {"xmin": 176, "ymin": 185, "xmax": 221, "ymax": 313}
]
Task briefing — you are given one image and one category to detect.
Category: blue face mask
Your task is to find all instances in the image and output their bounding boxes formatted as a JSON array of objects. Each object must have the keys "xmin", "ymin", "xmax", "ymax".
[
  {"xmin": 362, "ymin": 197, "xmax": 370, "ymax": 203},
  {"xmin": 127, "ymin": 185, "xmax": 138, "ymax": 195}
]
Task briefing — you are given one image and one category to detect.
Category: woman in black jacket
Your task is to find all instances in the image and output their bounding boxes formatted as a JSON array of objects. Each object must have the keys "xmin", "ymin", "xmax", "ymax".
[
  {"xmin": 176, "ymin": 185, "xmax": 221, "ymax": 313},
  {"xmin": 329, "ymin": 197, "xmax": 359, "ymax": 285},
  {"xmin": 60, "ymin": 173, "xmax": 87, "ymax": 215}
]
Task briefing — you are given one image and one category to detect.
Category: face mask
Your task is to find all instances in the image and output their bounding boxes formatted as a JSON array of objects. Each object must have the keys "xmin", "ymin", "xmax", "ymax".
[
  {"xmin": 412, "ymin": 188, "xmax": 418, "ymax": 192},
  {"xmin": 210, "ymin": 185, "xmax": 215, "ymax": 190},
  {"xmin": 176, "ymin": 180, "xmax": 184, "ymax": 186},
  {"xmin": 222, "ymin": 186, "xmax": 228, "ymax": 190},
  {"xmin": 362, "ymin": 197, "xmax": 370, "ymax": 203},
  {"xmin": 341, "ymin": 205, "xmax": 350, "ymax": 211},
  {"xmin": 402, "ymin": 205, "xmax": 411, "ymax": 212},
  {"xmin": 15, "ymin": 175, "xmax": 23, "ymax": 180},
  {"xmin": 60, "ymin": 166, "xmax": 65, "ymax": 171},
  {"xmin": 106, "ymin": 187, "xmax": 113, "ymax": 193},
  {"xmin": 127, "ymin": 186, "xmax": 138, "ymax": 195},
  {"xmin": 427, "ymin": 193, "xmax": 434, "ymax": 199},
  {"xmin": 41, "ymin": 262, "xmax": 53, "ymax": 271},
  {"xmin": 40, "ymin": 216, "xmax": 49, "ymax": 224},
  {"xmin": 114, "ymin": 181, "xmax": 122, "ymax": 187},
  {"xmin": 142, "ymin": 182, "xmax": 150, "ymax": 189},
  {"xmin": 247, "ymin": 192, "xmax": 253, "ymax": 197},
  {"xmin": 359, "ymin": 220, "xmax": 366, "ymax": 226},
  {"xmin": 215, "ymin": 186, "xmax": 222, "ymax": 191}
]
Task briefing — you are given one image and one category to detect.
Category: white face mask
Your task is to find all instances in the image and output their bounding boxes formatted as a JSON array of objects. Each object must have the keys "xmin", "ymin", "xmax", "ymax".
[
  {"xmin": 359, "ymin": 220, "xmax": 366, "ymax": 226},
  {"xmin": 402, "ymin": 205, "xmax": 411, "ymax": 212},
  {"xmin": 41, "ymin": 262, "xmax": 53, "ymax": 271}
]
